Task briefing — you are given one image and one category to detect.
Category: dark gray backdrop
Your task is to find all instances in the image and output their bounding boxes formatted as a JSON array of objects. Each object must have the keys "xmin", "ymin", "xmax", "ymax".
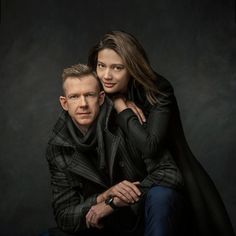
[{"xmin": 1, "ymin": 0, "xmax": 235, "ymax": 235}]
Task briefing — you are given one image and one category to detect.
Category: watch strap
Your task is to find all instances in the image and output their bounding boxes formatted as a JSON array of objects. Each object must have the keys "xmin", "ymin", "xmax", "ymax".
[{"xmin": 105, "ymin": 196, "xmax": 117, "ymax": 210}]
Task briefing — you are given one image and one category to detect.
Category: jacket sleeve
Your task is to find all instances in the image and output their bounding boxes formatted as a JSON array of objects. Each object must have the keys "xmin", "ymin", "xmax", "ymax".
[
  {"xmin": 116, "ymin": 81, "xmax": 174, "ymax": 163},
  {"xmin": 46, "ymin": 145, "xmax": 98, "ymax": 233}
]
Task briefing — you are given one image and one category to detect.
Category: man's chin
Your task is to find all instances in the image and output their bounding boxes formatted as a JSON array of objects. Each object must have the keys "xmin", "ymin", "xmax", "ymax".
[
  {"xmin": 76, "ymin": 119, "xmax": 93, "ymax": 127},
  {"xmin": 78, "ymin": 121, "xmax": 91, "ymax": 125}
]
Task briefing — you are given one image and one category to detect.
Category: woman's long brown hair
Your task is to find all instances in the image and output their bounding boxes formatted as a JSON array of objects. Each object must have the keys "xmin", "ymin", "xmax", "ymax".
[{"xmin": 88, "ymin": 30, "xmax": 161, "ymax": 105}]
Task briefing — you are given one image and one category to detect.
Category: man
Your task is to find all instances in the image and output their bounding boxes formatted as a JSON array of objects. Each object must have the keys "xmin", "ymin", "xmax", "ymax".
[{"xmin": 46, "ymin": 64, "xmax": 143, "ymax": 236}]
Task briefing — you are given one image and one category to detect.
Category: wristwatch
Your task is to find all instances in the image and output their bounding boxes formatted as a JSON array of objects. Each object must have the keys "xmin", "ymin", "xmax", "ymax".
[{"xmin": 105, "ymin": 196, "xmax": 117, "ymax": 210}]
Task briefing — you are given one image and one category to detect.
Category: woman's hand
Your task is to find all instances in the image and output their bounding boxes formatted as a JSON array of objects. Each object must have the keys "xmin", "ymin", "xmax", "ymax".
[
  {"xmin": 112, "ymin": 94, "xmax": 146, "ymax": 124},
  {"xmin": 126, "ymin": 100, "xmax": 146, "ymax": 124},
  {"xmin": 112, "ymin": 95, "xmax": 128, "ymax": 113}
]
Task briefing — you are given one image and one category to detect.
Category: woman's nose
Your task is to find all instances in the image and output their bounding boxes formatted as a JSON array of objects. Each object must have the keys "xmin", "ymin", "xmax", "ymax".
[{"xmin": 103, "ymin": 68, "xmax": 112, "ymax": 80}]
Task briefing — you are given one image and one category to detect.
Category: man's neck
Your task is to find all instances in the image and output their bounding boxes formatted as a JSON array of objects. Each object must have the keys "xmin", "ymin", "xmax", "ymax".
[{"xmin": 72, "ymin": 119, "xmax": 89, "ymax": 136}]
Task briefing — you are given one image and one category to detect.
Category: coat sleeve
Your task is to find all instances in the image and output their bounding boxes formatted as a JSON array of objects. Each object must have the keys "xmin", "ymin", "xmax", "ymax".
[
  {"xmin": 116, "ymin": 80, "xmax": 174, "ymax": 162},
  {"xmin": 46, "ymin": 145, "xmax": 98, "ymax": 233}
]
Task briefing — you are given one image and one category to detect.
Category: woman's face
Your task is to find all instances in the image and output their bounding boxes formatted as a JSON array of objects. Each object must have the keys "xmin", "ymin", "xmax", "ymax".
[{"xmin": 96, "ymin": 49, "xmax": 130, "ymax": 94}]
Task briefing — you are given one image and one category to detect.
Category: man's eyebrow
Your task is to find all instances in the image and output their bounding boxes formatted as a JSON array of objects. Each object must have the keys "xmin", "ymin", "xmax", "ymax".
[
  {"xmin": 67, "ymin": 92, "xmax": 79, "ymax": 96},
  {"xmin": 85, "ymin": 91, "xmax": 97, "ymax": 94}
]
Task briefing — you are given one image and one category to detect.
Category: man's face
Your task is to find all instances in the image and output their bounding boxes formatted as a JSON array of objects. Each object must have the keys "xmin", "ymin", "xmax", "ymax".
[{"xmin": 60, "ymin": 75, "xmax": 105, "ymax": 133}]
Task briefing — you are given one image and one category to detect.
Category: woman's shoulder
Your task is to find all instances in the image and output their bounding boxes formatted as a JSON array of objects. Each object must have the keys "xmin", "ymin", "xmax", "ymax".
[{"xmin": 155, "ymin": 73, "xmax": 174, "ymax": 95}]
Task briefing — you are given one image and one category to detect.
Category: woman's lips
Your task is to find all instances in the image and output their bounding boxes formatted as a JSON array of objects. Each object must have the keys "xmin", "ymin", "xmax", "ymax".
[{"xmin": 103, "ymin": 82, "xmax": 116, "ymax": 88}]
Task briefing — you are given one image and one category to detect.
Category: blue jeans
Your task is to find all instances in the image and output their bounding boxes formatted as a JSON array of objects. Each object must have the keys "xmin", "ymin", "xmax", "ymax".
[{"xmin": 144, "ymin": 186, "xmax": 185, "ymax": 236}]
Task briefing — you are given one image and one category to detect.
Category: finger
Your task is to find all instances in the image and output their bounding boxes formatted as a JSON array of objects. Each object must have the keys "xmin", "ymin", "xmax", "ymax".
[
  {"xmin": 126, "ymin": 101, "xmax": 145, "ymax": 124},
  {"xmin": 112, "ymin": 186, "xmax": 134, "ymax": 203},
  {"xmin": 93, "ymin": 216, "xmax": 105, "ymax": 229},
  {"xmin": 130, "ymin": 107, "xmax": 143, "ymax": 124},
  {"xmin": 85, "ymin": 212, "xmax": 92, "ymax": 228},
  {"xmin": 118, "ymin": 184, "xmax": 138, "ymax": 203},
  {"xmin": 91, "ymin": 214, "xmax": 98, "ymax": 227},
  {"xmin": 117, "ymin": 182, "xmax": 141, "ymax": 202},
  {"xmin": 136, "ymin": 107, "xmax": 146, "ymax": 123},
  {"xmin": 113, "ymin": 196, "xmax": 129, "ymax": 207},
  {"xmin": 86, "ymin": 219, "xmax": 90, "ymax": 229},
  {"xmin": 86, "ymin": 208, "xmax": 96, "ymax": 228},
  {"xmin": 123, "ymin": 180, "xmax": 142, "ymax": 196}
]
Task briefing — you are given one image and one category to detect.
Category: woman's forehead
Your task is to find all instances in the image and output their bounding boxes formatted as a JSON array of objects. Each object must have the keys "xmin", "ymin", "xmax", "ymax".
[{"xmin": 97, "ymin": 49, "xmax": 124, "ymax": 64}]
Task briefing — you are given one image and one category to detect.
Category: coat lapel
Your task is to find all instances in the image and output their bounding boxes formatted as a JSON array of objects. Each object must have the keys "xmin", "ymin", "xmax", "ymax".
[
  {"xmin": 67, "ymin": 150, "xmax": 108, "ymax": 188},
  {"xmin": 104, "ymin": 130, "xmax": 121, "ymax": 184}
]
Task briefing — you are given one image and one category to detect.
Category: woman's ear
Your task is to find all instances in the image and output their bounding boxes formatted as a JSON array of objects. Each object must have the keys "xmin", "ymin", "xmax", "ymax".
[
  {"xmin": 99, "ymin": 91, "xmax": 105, "ymax": 106},
  {"xmin": 59, "ymin": 96, "xmax": 68, "ymax": 111}
]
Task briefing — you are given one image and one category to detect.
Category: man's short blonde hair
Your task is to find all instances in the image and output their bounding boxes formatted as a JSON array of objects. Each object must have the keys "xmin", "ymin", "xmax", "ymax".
[{"xmin": 62, "ymin": 64, "xmax": 102, "ymax": 92}]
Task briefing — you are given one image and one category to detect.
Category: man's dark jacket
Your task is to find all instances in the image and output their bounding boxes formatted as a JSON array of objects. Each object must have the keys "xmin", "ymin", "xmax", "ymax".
[{"xmin": 46, "ymin": 98, "xmax": 182, "ymax": 235}]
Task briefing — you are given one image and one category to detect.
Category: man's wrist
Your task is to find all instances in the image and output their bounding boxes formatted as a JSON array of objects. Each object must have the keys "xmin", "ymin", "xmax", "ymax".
[
  {"xmin": 96, "ymin": 193, "xmax": 106, "ymax": 204},
  {"xmin": 105, "ymin": 195, "xmax": 118, "ymax": 210}
]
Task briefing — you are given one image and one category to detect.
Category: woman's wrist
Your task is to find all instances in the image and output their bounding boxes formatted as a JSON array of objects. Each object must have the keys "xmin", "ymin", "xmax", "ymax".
[{"xmin": 113, "ymin": 97, "xmax": 128, "ymax": 113}]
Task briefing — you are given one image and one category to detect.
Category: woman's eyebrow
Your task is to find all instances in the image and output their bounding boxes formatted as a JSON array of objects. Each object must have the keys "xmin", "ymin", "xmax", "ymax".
[{"xmin": 97, "ymin": 61, "xmax": 124, "ymax": 66}]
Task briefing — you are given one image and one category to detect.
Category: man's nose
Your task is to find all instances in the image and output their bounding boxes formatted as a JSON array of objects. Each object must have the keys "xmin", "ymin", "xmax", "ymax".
[
  {"xmin": 103, "ymin": 68, "xmax": 112, "ymax": 80},
  {"xmin": 79, "ymin": 96, "xmax": 88, "ymax": 107}
]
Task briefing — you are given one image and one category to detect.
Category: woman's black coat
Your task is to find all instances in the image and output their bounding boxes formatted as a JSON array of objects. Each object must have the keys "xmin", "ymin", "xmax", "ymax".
[{"xmin": 115, "ymin": 75, "xmax": 235, "ymax": 236}]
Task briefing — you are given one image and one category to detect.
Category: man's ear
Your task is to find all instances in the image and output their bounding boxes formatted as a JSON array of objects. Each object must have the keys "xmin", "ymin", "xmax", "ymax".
[
  {"xmin": 59, "ymin": 96, "xmax": 68, "ymax": 111},
  {"xmin": 99, "ymin": 91, "xmax": 105, "ymax": 106}
]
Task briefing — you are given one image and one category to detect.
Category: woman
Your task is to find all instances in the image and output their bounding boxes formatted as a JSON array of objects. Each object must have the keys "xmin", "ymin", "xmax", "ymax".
[{"xmin": 88, "ymin": 31, "xmax": 235, "ymax": 236}]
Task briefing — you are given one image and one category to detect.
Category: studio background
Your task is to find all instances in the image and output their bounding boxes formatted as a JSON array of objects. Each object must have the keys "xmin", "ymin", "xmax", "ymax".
[{"xmin": 1, "ymin": 0, "xmax": 235, "ymax": 235}]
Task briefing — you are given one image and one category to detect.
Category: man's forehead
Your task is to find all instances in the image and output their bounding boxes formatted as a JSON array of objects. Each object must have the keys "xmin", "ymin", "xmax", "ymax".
[
  {"xmin": 64, "ymin": 75, "xmax": 100, "ymax": 92},
  {"xmin": 67, "ymin": 74, "xmax": 96, "ymax": 82}
]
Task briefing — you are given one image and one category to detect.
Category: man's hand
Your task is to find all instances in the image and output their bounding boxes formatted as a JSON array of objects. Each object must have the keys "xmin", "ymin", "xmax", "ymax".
[
  {"xmin": 97, "ymin": 180, "xmax": 142, "ymax": 204},
  {"xmin": 85, "ymin": 202, "xmax": 113, "ymax": 229},
  {"xmin": 88, "ymin": 180, "xmax": 142, "ymax": 229},
  {"xmin": 86, "ymin": 194, "xmax": 137, "ymax": 229}
]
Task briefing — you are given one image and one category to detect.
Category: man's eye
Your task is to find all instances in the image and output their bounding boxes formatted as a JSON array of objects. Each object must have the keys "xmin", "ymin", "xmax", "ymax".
[
  {"xmin": 86, "ymin": 93, "xmax": 96, "ymax": 97},
  {"xmin": 69, "ymin": 95, "xmax": 78, "ymax": 99}
]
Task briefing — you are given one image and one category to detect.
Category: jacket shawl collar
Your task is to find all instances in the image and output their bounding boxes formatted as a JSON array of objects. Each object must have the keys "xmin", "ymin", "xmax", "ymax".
[{"xmin": 48, "ymin": 98, "xmax": 120, "ymax": 188}]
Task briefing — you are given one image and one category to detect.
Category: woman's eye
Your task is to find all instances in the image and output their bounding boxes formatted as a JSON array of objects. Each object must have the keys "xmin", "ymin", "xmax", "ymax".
[
  {"xmin": 113, "ymin": 66, "xmax": 123, "ymax": 71},
  {"xmin": 97, "ymin": 63, "xmax": 105, "ymax": 69}
]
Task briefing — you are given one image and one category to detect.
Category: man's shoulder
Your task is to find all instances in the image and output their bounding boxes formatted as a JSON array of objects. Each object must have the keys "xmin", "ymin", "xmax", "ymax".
[
  {"xmin": 47, "ymin": 110, "xmax": 74, "ymax": 147},
  {"xmin": 46, "ymin": 140, "xmax": 75, "ymax": 168}
]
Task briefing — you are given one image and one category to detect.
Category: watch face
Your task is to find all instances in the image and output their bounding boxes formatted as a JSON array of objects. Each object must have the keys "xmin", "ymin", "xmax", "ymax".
[{"xmin": 105, "ymin": 196, "xmax": 113, "ymax": 205}]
